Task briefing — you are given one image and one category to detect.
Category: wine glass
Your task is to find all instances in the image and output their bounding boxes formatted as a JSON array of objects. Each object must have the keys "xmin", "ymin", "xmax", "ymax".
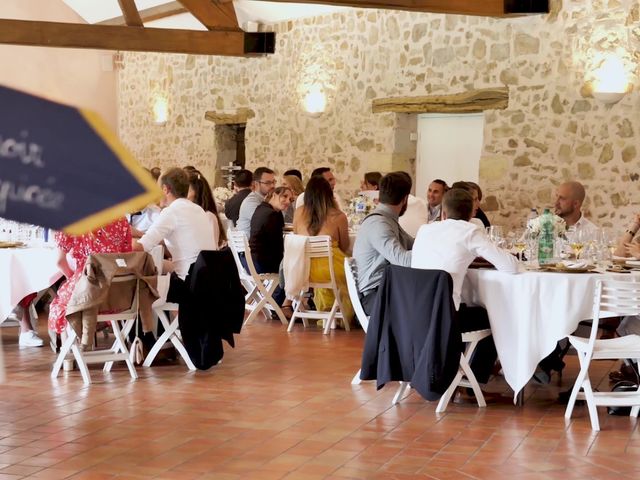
[
  {"xmin": 513, "ymin": 230, "xmax": 527, "ymax": 261},
  {"xmin": 567, "ymin": 228, "xmax": 586, "ymax": 260}
]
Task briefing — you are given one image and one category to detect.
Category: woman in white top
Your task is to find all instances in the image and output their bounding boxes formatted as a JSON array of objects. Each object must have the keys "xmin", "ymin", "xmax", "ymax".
[{"xmin": 187, "ymin": 170, "xmax": 226, "ymax": 248}]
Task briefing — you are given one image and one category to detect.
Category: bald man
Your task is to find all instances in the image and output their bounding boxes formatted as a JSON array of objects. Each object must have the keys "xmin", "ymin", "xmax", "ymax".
[{"xmin": 554, "ymin": 181, "xmax": 598, "ymax": 235}]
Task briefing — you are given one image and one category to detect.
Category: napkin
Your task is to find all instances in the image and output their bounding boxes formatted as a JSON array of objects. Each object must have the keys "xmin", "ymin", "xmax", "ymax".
[{"xmin": 560, "ymin": 260, "xmax": 588, "ymax": 269}]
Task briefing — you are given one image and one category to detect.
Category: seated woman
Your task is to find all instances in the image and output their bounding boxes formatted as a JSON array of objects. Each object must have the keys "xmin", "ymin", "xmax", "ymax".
[
  {"xmin": 187, "ymin": 170, "xmax": 226, "ymax": 248},
  {"xmin": 293, "ymin": 176, "xmax": 354, "ymax": 327},
  {"xmin": 48, "ymin": 218, "xmax": 132, "ymax": 337},
  {"xmin": 282, "ymin": 174, "xmax": 304, "ymax": 224},
  {"xmin": 249, "ymin": 186, "xmax": 292, "ymax": 275},
  {"xmin": 360, "ymin": 171, "xmax": 382, "ymax": 191}
]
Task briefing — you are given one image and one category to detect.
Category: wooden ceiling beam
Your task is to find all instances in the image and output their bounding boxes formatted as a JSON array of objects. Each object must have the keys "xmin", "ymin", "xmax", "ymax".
[
  {"xmin": 117, "ymin": 0, "xmax": 143, "ymax": 27},
  {"xmin": 265, "ymin": 0, "xmax": 548, "ymax": 16},
  {"xmin": 0, "ymin": 19, "xmax": 274, "ymax": 56},
  {"xmin": 98, "ymin": 1, "xmax": 187, "ymax": 26},
  {"xmin": 176, "ymin": 0, "xmax": 240, "ymax": 31}
]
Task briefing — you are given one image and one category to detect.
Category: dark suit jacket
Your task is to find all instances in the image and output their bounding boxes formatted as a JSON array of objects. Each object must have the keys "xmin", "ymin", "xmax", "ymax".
[
  {"xmin": 225, "ymin": 189, "xmax": 251, "ymax": 226},
  {"xmin": 360, "ymin": 265, "xmax": 462, "ymax": 401},
  {"xmin": 167, "ymin": 248, "xmax": 245, "ymax": 370}
]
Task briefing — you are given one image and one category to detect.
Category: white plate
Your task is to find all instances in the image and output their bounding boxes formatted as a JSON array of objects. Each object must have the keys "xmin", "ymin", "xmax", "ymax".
[
  {"xmin": 614, "ymin": 255, "xmax": 638, "ymax": 261},
  {"xmin": 626, "ymin": 260, "xmax": 640, "ymax": 267}
]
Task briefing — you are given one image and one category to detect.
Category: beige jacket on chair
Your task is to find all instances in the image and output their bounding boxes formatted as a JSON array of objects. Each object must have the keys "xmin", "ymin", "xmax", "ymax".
[{"xmin": 66, "ymin": 252, "xmax": 159, "ymax": 346}]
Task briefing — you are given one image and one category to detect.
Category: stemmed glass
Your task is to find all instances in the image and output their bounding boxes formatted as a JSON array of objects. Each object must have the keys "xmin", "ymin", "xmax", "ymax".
[
  {"xmin": 566, "ymin": 228, "xmax": 586, "ymax": 260},
  {"xmin": 513, "ymin": 229, "xmax": 527, "ymax": 261}
]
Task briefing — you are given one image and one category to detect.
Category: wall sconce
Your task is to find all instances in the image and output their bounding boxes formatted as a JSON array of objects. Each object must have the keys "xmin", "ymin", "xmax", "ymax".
[
  {"xmin": 590, "ymin": 54, "xmax": 631, "ymax": 104},
  {"xmin": 302, "ymin": 84, "xmax": 327, "ymax": 115},
  {"xmin": 152, "ymin": 96, "xmax": 169, "ymax": 125}
]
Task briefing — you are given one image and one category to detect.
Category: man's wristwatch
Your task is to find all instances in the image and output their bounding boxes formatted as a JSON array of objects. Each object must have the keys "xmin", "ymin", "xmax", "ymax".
[{"xmin": 627, "ymin": 228, "xmax": 638, "ymax": 236}]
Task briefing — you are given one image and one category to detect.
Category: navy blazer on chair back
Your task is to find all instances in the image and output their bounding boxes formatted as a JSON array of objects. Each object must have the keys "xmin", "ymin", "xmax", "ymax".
[{"xmin": 360, "ymin": 265, "xmax": 462, "ymax": 401}]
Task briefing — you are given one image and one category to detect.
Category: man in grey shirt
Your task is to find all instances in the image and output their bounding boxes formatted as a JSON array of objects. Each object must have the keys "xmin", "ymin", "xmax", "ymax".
[
  {"xmin": 236, "ymin": 166, "xmax": 276, "ymax": 238},
  {"xmin": 353, "ymin": 172, "xmax": 414, "ymax": 315}
]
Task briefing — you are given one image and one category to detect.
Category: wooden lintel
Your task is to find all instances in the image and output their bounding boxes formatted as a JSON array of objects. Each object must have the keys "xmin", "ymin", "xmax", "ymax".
[
  {"xmin": 177, "ymin": 0, "xmax": 240, "ymax": 31},
  {"xmin": 204, "ymin": 108, "xmax": 255, "ymax": 125},
  {"xmin": 0, "ymin": 19, "xmax": 274, "ymax": 56},
  {"xmin": 266, "ymin": 0, "xmax": 548, "ymax": 16},
  {"xmin": 117, "ymin": 0, "xmax": 143, "ymax": 27},
  {"xmin": 99, "ymin": 1, "xmax": 187, "ymax": 26},
  {"xmin": 372, "ymin": 88, "xmax": 509, "ymax": 114}
]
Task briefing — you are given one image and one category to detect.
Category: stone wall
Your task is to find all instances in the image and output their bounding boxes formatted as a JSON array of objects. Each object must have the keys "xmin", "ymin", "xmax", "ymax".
[{"xmin": 118, "ymin": 0, "xmax": 640, "ymax": 230}]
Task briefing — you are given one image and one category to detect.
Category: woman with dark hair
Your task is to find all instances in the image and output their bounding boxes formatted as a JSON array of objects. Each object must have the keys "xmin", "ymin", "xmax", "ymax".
[
  {"xmin": 293, "ymin": 176, "xmax": 353, "ymax": 326},
  {"xmin": 186, "ymin": 171, "xmax": 226, "ymax": 248},
  {"xmin": 249, "ymin": 186, "xmax": 292, "ymax": 274},
  {"xmin": 361, "ymin": 171, "xmax": 382, "ymax": 191},
  {"xmin": 466, "ymin": 181, "xmax": 491, "ymax": 228}
]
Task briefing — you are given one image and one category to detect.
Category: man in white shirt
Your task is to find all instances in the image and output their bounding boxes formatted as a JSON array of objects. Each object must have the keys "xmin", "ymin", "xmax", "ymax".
[
  {"xmin": 554, "ymin": 181, "xmax": 598, "ymax": 236},
  {"xmin": 236, "ymin": 167, "xmax": 276, "ymax": 238},
  {"xmin": 426, "ymin": 179, "xmax": 447, "ymax": 223},
  {"xmin": 134, "ymin": 167, "xmax": 215, "ymax": 279},
  {"xmin": 295, "ymin": 167, "xmax": 343, "ymax": 211},
  {"xmin": 412, "ymin": 188, "xmax": 519, "ymax": 385}
]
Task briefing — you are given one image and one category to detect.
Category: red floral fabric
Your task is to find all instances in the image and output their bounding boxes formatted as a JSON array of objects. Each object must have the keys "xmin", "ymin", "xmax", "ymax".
[{"xmin": 48, "ymin": 218, "xmax": 132, "ymax": 333}]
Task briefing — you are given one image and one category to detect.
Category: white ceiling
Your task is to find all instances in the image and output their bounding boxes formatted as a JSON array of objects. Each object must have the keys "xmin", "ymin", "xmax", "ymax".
[{"xmin": 62, "ymin": 0, "xmax": 351, "ymax": 29}]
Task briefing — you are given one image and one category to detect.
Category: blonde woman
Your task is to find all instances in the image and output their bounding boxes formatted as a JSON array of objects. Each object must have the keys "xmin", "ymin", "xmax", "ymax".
[{"xmin": 282, "ymin": 174, "xmax": 304, "ymax": 223}]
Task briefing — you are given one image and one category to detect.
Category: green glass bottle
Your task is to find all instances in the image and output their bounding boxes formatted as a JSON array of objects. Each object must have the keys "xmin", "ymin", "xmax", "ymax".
[{"xmin": 537, "ymin": 208, "xmax": 554, "ymax": 265}]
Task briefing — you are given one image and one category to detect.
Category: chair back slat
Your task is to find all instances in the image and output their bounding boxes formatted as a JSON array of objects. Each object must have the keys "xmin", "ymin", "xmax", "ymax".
[{"xmin": 344, "ymin": 257, "xmax": 369, "ymax": 332}]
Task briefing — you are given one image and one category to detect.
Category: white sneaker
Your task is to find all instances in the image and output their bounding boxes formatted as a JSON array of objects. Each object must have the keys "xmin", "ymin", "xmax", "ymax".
[{"xmin": 19, "ymin": 330, "xmax": 44, "ymax": 348}]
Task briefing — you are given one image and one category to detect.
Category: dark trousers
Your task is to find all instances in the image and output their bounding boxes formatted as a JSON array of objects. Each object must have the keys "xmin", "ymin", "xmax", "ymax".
[
  {"xmin": 458, "ymin": 304, "xmax": 497, "ymax": 385},
  {"xmin": 360, "ymin": 289, "xmax": 379, "ymax": 317},
  {"xmin": 240, "ymin": 255, "xmax": 285, "ymax": 305}
]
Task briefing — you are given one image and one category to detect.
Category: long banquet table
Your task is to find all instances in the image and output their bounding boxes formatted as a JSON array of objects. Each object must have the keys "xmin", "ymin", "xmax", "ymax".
[
  {"xmin": 461, "ymin": 268, "xmax": 616, "ymax": 400},
  {"xmin": 0, "ymin": 246, "xmax": 62, "ymax": 321}
]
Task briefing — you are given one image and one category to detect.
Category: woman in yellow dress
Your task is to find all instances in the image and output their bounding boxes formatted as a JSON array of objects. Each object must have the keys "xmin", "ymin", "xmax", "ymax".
[{"xmin": 293, "ymin": 175, "xmax": 354, "ymax": 327}]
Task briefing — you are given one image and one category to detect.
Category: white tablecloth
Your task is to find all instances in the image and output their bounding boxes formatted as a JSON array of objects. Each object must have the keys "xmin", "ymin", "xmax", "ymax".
[
  {"xmin": 0, "ymin": 247, "xmax": 62, "ymax": 321},
  {"xmin": 462, "ymin": 269, "xmax": 611, "ymax": 398}
]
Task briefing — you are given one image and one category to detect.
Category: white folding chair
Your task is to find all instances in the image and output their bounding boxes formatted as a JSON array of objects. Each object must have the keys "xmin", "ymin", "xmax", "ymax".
[
  {"xmin": 51, "ymin": 275, "xmax": 139, "ymax": 384},
  {"xmin": 242, "ymin": 237, "xmax": 287, "ymax": 325},
  {"xmin": 344, "ymin": 257, "xmax": 369, "ymax": 385},
  {"xmin": 142, "ymin": 245, "xmax": 196, "ymax": 371},
  {"xmin": 565, "ymin": 278, "xmax": 640, "ymax": 431},
  {"xmin": 288, "ymin": 235, "xmax": 347, "ymax": 335},
  {"xmin": 227, "ymin": 229, "xmax": 272, "ymax": 322}
]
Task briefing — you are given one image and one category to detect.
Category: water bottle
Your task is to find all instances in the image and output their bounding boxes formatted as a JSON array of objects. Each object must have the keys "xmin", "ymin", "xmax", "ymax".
[{"xmin": 537, "ymin": 208, "xmax": 554, "ymax": 265}]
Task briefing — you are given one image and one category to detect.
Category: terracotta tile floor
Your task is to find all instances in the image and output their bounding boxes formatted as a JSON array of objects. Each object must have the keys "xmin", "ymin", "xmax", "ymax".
[{"xmin": 0, "ymin": 317, "xmax": 639, "ymax": 479}]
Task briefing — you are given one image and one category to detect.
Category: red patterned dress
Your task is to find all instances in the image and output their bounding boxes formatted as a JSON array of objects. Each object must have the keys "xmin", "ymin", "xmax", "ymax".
[{"xmin": 48, "ymin": 218, "xmax": 132, "ymax": 334}]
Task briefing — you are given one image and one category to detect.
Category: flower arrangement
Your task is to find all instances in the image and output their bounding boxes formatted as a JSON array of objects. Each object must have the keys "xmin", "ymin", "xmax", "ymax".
[
  {"xmin": 347, "ymin": 194, "xmax": 376, "ymax": 227},
  {"xmin": 527, "ymin": 214, "xmax": 566, "ymax": 237},
  {"xmin": 213, "ymin": 187, "xmax": 233, "ymax": 211}
]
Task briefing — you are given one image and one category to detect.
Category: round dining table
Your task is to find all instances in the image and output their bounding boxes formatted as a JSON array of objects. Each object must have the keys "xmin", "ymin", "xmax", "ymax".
[
  {"xmin": 0, "ymin": 246, "xmax": 62, "ymax": 322},
  {"xmin": 461, "ymin": 267, "xmax": 621, "ymax": 400}
]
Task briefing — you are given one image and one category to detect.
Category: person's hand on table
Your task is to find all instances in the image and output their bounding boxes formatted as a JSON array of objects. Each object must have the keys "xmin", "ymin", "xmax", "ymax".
[{"xmin": 624, "ymin": 242, "xmax": 640, "ymax": 258}]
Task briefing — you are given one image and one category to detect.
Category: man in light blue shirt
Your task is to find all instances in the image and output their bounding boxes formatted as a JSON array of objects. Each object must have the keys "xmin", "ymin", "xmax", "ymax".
[
  {"xmin": 353, "ymin": 172, "xmax": 414, "ymax": 315},
  {"xmin": 236, "ymin": 167, "xmax": 276, "ymax": 238}
]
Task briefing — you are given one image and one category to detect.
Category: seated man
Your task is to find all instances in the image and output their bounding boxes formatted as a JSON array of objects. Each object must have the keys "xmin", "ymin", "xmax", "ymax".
[
  {"xmin": 426, "ymin": 179, "xmax": 447, "ymax": 223},
  {"xmin": 412, "ymin": 188, "xmax": 519, "ymax": 385},
  {"xmin": 295, "ymin": 167, "xmax": 343, "ymax": 211},
  {"xmin": 224, "ymin": 169, "xmax": 253, "ymax": 227},
  {"xmin": 353, "ymin": 172, "xmax": 414, "ymax": 315},
  {"xmin": 236, "ymin": 167, "xmax": 276, "ymax": 239},
  {"xmin": 554, "ymin": 181, "xmax": 598, "ymax": 236},
  {"xmin": 134, "ymin": 167, "xmax": 216, "ymax": 279}
]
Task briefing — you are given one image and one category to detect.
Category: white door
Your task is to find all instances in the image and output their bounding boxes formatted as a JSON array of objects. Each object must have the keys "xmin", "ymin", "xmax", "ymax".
[{"xmin": 415, "ymin": 113, "xmax": 484, "ymax": 200}]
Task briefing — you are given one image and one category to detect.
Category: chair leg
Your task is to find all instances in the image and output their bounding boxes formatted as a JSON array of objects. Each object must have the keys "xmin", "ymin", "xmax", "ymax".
[
  {"xmin": 351, "ymin": 369, "xmax": 362, "ymax": 385},
  {"xmin": 70, "ymin": 343, "xmax": 91, "ymax": 384},
  {"xmin": 460, "ymin": 353, "xmax": 486, "ymax": 408},
  {"xmin": 436, "ymin": 366, "xmax": 464, "ymax": 413},
  {"xmin": 169, "ymin": 326, "xmax": 196, "ymax": 371},
  {"xmin": 392, "ymin": 382, "xmax": 410, "ymax": 405},
  {"xmin": 51, "ymin": 330, "xmax": 75, "ymax": 379},
  {"xmin": 323, "ymin": 299, "xmax": 340, "ymax": 335},
  {"xmin": 564, "ymin": 354, "xmax": 589, "ymax": 421},
  {"xmin": 244, "ymin": 296, "xmax": 267, "ymax": 325},
  {"xmin": 582, "ymin": 377, "xmax": 600, "ymax": 431}
]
